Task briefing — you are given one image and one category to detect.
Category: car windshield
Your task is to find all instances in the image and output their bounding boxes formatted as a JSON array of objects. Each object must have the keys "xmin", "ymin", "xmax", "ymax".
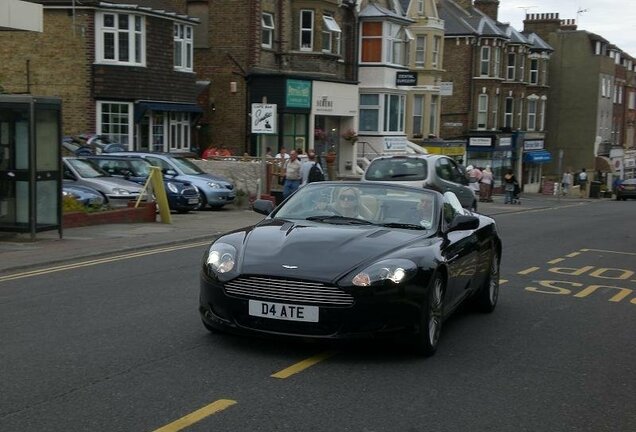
[
  {"xmin": 67, "ymin": 159, "xmax": 108, "ymax": 178},
  {"xmin": 128, "ymin": 159, "xmax": 152, "ymax": 176},
  {"xmin": 364, "ymin": 158, "xmax": 428, "ymax": 181},
  {"xmin": 274, "ymin": 183, "xmax": 439, "ymax": 229},
  {"xmin": 169, "ymin": 157, "xmax": 205, "ymax": 175}
]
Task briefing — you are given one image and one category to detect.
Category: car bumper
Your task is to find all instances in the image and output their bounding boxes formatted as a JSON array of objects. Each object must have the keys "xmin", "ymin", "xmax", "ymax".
[
  {"xmin": 167, "ymin": 193, "xmax": 200, "ymax": 211},
  {"xmin": 202, "ymin": 190, "xmax": 235, "ymax": 205},
  {"xmin": 199, "ymin": 273, "xmax": 426, "ymax": 339}
]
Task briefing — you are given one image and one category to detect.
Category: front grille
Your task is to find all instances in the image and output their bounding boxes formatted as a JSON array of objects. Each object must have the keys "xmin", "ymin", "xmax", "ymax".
[
  {"xmin": 225, "ymin": 276, "xmax": 354, "ymax": 306},
  {"xmin": 225, "ymin": 184, "xmax": 234, "ymax": 190},
  {"xmin": 181, "ymin": 187, "xmax": 198, "ymax": 197}
]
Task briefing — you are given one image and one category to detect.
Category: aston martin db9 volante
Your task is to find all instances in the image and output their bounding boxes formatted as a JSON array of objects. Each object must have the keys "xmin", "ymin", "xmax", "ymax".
[{"xmin": 199, "ymin": 182, "xmax": 501, "ymax": 356}]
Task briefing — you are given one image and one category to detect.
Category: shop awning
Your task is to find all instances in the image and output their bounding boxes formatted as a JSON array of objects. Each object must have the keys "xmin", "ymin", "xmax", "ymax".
[
  {"xmin": 524, "ymin": 150, "xmax": 552, "ymax": 163},
  {"xmin": 135, "ymin": 102, "xmax": 203, "ymax": 122}
]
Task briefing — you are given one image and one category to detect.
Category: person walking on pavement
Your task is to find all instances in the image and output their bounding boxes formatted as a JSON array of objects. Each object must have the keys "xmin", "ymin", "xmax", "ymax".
[
  {"xmin": 578, "ymin": 168, "xmax": 588, "ymax": 198},
  {"xmin": 300, "ymin": 149, "xmax": 324, "ymax": 186},
  {"xmin": 561, "ymin": 169, "xmax": 573, "ymax": 196},
  {"xmin": 282, "ymin": 150, "xmax": 302, "ymax": 199},
  {"xmin": 480, "ymin": 166, "xmax": 494, "ymax": 202},
  {"xmin": 503, "ymin": 169, "xmax": 518, "ymax": 204}
]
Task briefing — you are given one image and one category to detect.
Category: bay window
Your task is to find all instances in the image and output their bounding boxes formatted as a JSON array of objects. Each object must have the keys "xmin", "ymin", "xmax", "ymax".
[
  {"xmin": 97, "ymin": 102, "xmax": 133, "ymax": 147},
  {"xmin": 527, "ymin": 99, "xmax": 537, "ymax": 131},
  {"xmin": 415, "ymin": 35, "xmax": 426, "ymax": 67},
  {"xmin": 429, "ymin": 96, "xmax": 438, "ymax": 135},
  {"xmin": 504, "ymin": 97, "xmax": 513, "ymax": 129},
  {"xmin": 530, "ymin": 59, "xmax": 539, "ymax": 84},
  {"xmin": 480, "ymin": 46, "xmax": 490, "ymax": 76},
  {"xmin": 432, "ymin": 36, "xmax": 441, "ymax": 68},
  {"xmin": 413, "ymin": 95, "xmax": 424, "ymax": 135},
  {"xmin": 360, "ymin": 94, "xmax": 380, "ymax": 132},
  {"xmin": 300, "ymin": 10, "xmax": 314, "ymax": 50},
  {"xmin": 493, "ymin": 47, "xmax": 501, "ymax": 78},
  {"xmin": 361, "ymin": 22, "xmax": 382, "ymax": 62},
  {"xmin": 507, "ymin": 52, "xmax": 516, "ymax": 80},
  {"xmin": 359, "ymin": 93, "xmax": 406, "ymax": 133},
  {"xmin": 477, "ymin": 94, "xmax": 488, "ymax": 129},
  {"xmin": 384, "ymin": 94, "xmax": 405, "ymax": 132},
  {"xmin": 322, "ymin": 14, "xmax": 341, "ymax": 54}
]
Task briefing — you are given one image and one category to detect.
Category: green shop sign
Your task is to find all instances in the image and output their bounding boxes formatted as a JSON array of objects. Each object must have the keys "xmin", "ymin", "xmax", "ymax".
[{"xmin": 285, "ymin": 79, "xmax": 312, "ymax": 108}]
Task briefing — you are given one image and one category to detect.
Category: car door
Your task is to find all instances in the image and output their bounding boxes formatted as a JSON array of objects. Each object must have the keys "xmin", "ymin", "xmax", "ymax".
[{"xmin": 434, "ymin": 157, "xmax": 473, "ymax": 209}]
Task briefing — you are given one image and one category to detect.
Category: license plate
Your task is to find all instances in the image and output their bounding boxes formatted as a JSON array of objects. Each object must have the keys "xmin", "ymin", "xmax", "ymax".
[
  {"xmin": 624, "ymin": 186, "xmax": 635, "ymax": 190},
  {"xmin": 188, "ymin": 198, "xmax": 199, "ymax": 204},
  {"xmin": 248, "ymin": 300, "xmax": 319, "ymax": 322}
]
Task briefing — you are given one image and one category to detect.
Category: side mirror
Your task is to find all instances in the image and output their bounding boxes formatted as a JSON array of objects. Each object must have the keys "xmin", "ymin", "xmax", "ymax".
[
  {"xmin": 447, "ymin": 214, "xmax": 479, "ymax": 233},
  {"xmin": 163, "ymin": 169, "xmax": 178, "ymax": 177},
  {"xmin": 253, "ymin": 199, "xmax": 275, "ymax": 215}
]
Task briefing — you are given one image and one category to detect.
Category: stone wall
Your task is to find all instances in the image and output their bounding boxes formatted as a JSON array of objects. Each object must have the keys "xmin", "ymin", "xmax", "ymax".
[{"xmin": 191, "ymin": 158, "xmax": 273, "ymax": 196}]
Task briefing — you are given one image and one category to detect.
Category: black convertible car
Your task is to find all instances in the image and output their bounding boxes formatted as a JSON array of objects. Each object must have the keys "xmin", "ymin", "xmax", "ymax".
[{"xmin": 199, "ymin": 182, "xmax": 501, "ymax": 356}]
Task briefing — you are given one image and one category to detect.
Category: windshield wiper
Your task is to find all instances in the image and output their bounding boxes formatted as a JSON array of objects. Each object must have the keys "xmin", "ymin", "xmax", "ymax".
[
  {"xmin": 378, "ymin": 222, "xmax": 426, "ymax": 230},
  {"xmin": 306, "ymin": 215, "xmax": 373, "ymax": 225}
]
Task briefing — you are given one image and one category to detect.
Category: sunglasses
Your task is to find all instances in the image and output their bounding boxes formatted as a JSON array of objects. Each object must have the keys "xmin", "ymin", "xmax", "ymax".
[{"xmin": 339, "ymin": 195, "xmax": 357, "ymax": 202}]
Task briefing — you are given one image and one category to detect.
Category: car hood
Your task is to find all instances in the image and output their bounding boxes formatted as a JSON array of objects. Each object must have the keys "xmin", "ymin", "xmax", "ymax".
[
  {"xmin": 189, "ymin": 172, "xmax": 232, "ymax": 184},
  {"xmin": 234, "ymin": 219, "xmax": 427, "ymax": 282},
  {"xmin": 78, "ymin": 177, "xmax": 143, "ymax": 193}
]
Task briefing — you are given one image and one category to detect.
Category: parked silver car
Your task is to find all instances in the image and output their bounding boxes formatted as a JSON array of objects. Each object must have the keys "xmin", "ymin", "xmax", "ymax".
[
  {"xmin": 62, "ymin": 157, "xmax": 147, "ymax": 207},
  {"xmin": 109, "ymin": 152, "xmax": 235, "ymax": 209},
  {"xmin": 361, "ymin": 154, "xmax": 477, "ymax": 211}
]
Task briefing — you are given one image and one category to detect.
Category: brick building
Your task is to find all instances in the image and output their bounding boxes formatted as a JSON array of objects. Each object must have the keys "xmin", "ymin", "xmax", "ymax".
[
  {"xmin": 524, "ymin": 13, "xmax": 636, "ymax": 183},
  {"xmin": 437, "ymin": 0, "xmax": 552, "ymax": 192},
  {"xmin": 190, "ymin": 0, "xmax": 359, "ymax": 178},
  {"xmin": 0, "ymin": 0, "xmax": 201, "ymax": 152}
]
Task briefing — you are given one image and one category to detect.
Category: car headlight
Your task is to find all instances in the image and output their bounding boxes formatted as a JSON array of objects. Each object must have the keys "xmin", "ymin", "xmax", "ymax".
[
  {"xmin": 207, "ymin": 182, "xmax": 221, "ymax": 189},
  {"xmin": 206, "ymin": 243, "xmax": 237, "ymax": 274},
  {"xmin": 351, "ymin": 259, "xmax": 417, "ymax": 287},
  {"xmin": 62, "ymin": 191, "xmax": 79, "ymax": 199},
  {"xmin": 111, "ymin": 188, "xmax": 131, "ymax": 195},
  {"xmin": 166, "ymin": 182, "xmax": 179, "ymax": 193}
]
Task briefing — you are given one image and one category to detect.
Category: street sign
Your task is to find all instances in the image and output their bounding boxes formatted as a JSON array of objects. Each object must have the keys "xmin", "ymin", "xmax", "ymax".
[{"xmin": 251, "ymin": 103, "xmax": 277, "ymax": 134}]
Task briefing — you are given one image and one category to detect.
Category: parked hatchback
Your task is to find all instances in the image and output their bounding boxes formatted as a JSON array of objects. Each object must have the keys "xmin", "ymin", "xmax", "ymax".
[
  {"xmin": 361, "ymin": 154, "xmax": 477, "ymax": 211},
  {"xmin": 85, "ymin": 155, "xmax": 200, "ymax": 213},
  {"xmin": 62, "ymin": 157, "xmax": 147, "ymax": 207},
  {"xmin": 109, "ymin": 152, "xmax": 235, "ymax": 209}
]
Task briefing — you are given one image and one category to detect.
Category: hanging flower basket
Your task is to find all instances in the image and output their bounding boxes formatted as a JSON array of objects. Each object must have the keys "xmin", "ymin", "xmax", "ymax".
[{"xmin": 341, "ymin": 128, "xmax": 358, "ymax": 143}]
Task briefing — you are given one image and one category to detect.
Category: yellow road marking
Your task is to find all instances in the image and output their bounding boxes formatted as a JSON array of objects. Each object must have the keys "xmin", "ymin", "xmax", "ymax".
[
  {"xmin": 566, "ymin": 252, "xmax": 581, "ymax": 258},
  {"xmin": 0, "ymin": 241, "xmax": 211, "ymax": 283},
  {"xmin": 518, "ymin": 267, "xmax": 540, "ymax": 275},
  {"xmin": 271, "ymin": 351, "xmax": 337, "ymax": 379},
  {"xmin": 499, "ymin": 279, "xmax": 508, "ymax": 284},
  {"xmin": 548, "ymin": 258, "xmax": 565, "ymax": 264},
  {"xmin": 584, "ymin": 249, "xmax": 636, "ymax": 256},
  {"xmin": 152, "ymin": 399, "xmax": 237, "ymax": 432}
]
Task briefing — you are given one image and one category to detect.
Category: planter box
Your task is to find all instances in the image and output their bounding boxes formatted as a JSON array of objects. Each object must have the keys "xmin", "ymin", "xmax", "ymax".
[{"xmin": 63, "ymin": 202, "xmax": 156, "ymax": 229}]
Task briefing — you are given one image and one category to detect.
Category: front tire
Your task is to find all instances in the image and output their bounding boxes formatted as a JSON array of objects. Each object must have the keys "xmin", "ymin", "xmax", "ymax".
[
  {"xmin": 413, "ymin": 274, "xmax": 445, "ymax": 357},
  {"xmin": 475, "ymin": 248, "xmax": 500, "ymax": 313},
  {"xmin": 195, "ymin": 190, "xmax": 208, "ymax": 210}
]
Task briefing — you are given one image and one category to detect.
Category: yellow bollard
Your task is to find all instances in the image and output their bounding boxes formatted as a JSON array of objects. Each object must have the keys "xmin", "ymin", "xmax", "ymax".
[{"xmin": 136, "ymin": 167, "xmax": 172, "ymax": 224}]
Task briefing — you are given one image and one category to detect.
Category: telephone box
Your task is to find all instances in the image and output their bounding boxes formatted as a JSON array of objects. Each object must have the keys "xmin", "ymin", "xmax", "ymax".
[{"xmin": 0, "ymin": 95, "xmax": 62, "ymax": 239}]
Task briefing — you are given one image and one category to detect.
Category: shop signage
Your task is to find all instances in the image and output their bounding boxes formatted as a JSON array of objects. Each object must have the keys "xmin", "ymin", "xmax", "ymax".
[
  {"xmin": 625, "ymin": 158, "xmax": 635, "ymax": 168},
  {"xmin": 396, "ymin": 72, "xmax": 417, "ymax": 86},
  {"xmin": 286, "ymin": 79, "xmax": 312, "ymax": 108},
  {"xmin": 384, "ymin": 136, "xmax": 408, "ymax": 152},
  {"xmin": 251, "ymin": 103, "xmax": 277, "ymax": 134},
  {"xmin": 469, "ymin": 137, "xmax": 492, "ymax": 147},
  {"xmin": 439, "ymin": 82, "xmax": 453, "ymax": 96},
  {"xmin": 315, "ymin": 96, "xmax": 334, "ymax": 112},
  {"xmin": 524, "ymin": 139, "xmax": 544, "ymax": 150},
  {"xmin": 499, "ymin": 137, "xmax": 512, "ymax": 147}
]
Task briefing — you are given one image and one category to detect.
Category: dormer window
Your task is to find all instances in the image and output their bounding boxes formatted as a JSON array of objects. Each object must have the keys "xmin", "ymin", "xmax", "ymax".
[{"xmin": 96, "ymin": 12, "xmax": 145, "ymax": 66}]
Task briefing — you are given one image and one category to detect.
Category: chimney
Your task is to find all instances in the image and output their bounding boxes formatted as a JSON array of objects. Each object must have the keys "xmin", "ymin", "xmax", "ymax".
[
  {"xmin": 523, "ymin": 12, "xmax": 561, "ymax": 40},
  {"xmin": 560, "ymin": 18, "xmax": 578, "ymax": 31},
  {"xmin": 474, "ymin": 0, "xmax": 499, "ymax": 21},
  {"xmin": 454, "ymin": 0, "xmax": 473, "ymax": 10}
]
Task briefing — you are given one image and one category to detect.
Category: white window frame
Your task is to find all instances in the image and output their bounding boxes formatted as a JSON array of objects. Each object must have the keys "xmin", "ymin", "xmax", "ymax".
[
  {"xmin": 359, "ymin": 94, "xmax": 381, "ymax": 132},
  {"xmin": 518, "ymin": 54, "xmax": 525, "ymax": 82},
  {"xmin": 299, "ymin": 10, "xmax": 314, "ymax": 51},
  {"xmin": 415, "ymin": 35, "xmax": 426, "ymax": 67},
  {"xmin": 429, "ymin": 95, "xmax": 438, "ymax": 136},
  {"xmin": 417, "ymin": 0, "xmax": 425, "ymax": 15},
  {"xmin": 261, "ymin": 12, "xmax": 275, "ymax": 49},
  {"xmin": 96, "ymin": 101, "xmax": 133, "ymax": 148},
  {"xmin": 628, "ymin": 91, "xmax": 636, "ymax": 110},
  {"xmin": 530, "ymin": 58, "xmax": 539, "ymax": 84},
  {"xmin": 504, "ymin": 97, "xmax": 514, "ymax": 129},
  {"xmin": 174, "ymin": 23, "xmax": 193, "ymax": 72},
  {"xmin": 477, "ymin": 94, "xmax": 488, "ymax": 130},
  {"xmin": 413, "ymin": 94, "xmax": 424, "ymax": 135},
  {"xmin": 507, "ymin": 52, "xmax": 516, "ymax": 80},
  {"xmin": 493, "ymin": 47, "xmax": 501, "ymax": 78},
  {"xmin": 384, "ymin": 93, "xmax": 406, "ymax": 132},
  {"xmin": 480, "ymin": 46, "xmax": 490, "ymax": 76},
  {"xmin": 168, "ymin": 112, "xmax": 191, "ymax": 151},
  {"xmin": 527, "ymin": 99, "xmax": 537, "ymax": 131},
  {"xmin": 492, "ymin": 94, "xmax": 499, "ymax": 130},
  {"xmin": 322, "ymin": 14, "xmax": 341, "ymax": 54},
  {"xmin": 96, "ymin": 12, "xmax": 145, "ymax": 66},
  {"xmin": 432, "ymin": 36, "xmax": 441, "ymax": 68},
  {"xmin": 540, "ymin": 99, "xmax": 546, "ymax": 131}
]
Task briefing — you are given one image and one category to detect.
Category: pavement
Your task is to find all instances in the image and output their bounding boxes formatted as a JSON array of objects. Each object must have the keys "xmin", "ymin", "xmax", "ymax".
[{"xmin": 0, "ymin": 192, "xmax": 604, "ymax": 275}]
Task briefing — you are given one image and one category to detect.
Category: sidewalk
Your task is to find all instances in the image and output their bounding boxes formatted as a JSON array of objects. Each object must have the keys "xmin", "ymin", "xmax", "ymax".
[{"xmin": 0, "ymin": 193, "xmax": 601, "ymax": 275}]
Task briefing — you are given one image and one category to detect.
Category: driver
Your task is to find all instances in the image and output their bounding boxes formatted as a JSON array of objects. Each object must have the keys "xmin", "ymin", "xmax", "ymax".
[{"xmin": 333, "ymin": 187, "xmax": 365, "ymax": 219}]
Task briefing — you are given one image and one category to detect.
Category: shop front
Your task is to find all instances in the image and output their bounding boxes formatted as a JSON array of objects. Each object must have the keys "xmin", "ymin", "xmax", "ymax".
[
  {"xmin": 520, "ymin": 134, "xmax": 550, "ymax": 193},
  {"xmin": 465, "ymin": 134, "xmax": 515, "ymax": 191}
]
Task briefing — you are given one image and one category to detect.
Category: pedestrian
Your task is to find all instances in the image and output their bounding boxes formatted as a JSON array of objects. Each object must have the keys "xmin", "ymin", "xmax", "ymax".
[
  {"xmin": 561, "ymin": 169, "xmax": 573, "ymax": 196},
  {"xmin": 480, "ymin": 166, "xmax": 493, "ymax": 202},
  {"xmin": 265, "ymin": 147, "xmax": 273, "ymax": 157},
  {"xmin": 578, "ymin": 168, "xmax": 588, "ymax": 198},
  {"xmin": 612, "ymin": 176, "xmax": 622, "ymax": 197},
  {"xmin": 466, "ymin": 165, "xmax": 482, "ymax": 198},
  {"xmin": 282, "ymin": 150, "xmax": 302, "ymax": 199},
  {"xmin": 300, "ymin": 149, "xmax": 324, "ymax": 186},
  {"xmin": 275, "ymin": 146, "xmax": 290, "ymax": 159},
  {"xmin": 503, "ymin": 169, "xmax": 518, "ymax": 204}
]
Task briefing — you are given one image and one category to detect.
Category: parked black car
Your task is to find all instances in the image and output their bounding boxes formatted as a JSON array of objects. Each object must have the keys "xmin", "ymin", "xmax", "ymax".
[
  {"xmin": 200, "ymin": 182, "xmax": 501, "ymax": 356},
  {"xmin": 86, "ymin": 155, "xmax": 200, "ymax": 213}
]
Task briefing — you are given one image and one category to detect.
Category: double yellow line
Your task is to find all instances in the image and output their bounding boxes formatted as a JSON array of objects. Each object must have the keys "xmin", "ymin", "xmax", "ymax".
[{"xmin": 0, "ymin": 241, "xmax": 211, "ymax": 283}]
